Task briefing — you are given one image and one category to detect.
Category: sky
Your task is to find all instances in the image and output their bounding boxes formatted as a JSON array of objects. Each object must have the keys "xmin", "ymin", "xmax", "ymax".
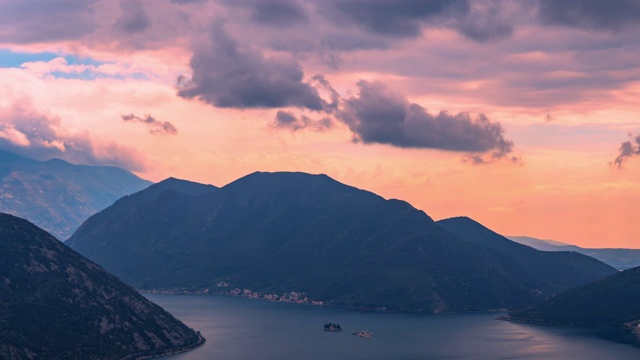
[{"xmin": 1, "ymin": 0, "xmax": 639, "ymax": 248}]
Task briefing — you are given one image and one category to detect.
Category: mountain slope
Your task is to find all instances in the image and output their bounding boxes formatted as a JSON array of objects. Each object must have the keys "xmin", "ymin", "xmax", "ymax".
[
  {"xmin": 70, "ymin": 172, "xmax": 613, "ymax": 312},
  {"xmin": 508, "ymin": 235, "xmax": 640, "ymax": 270},
  {"xmin": 437, "ymin": 217, "xmax": 616, "ymax": 292},
  {"xmin": 0, "ymin": 213, "xmax": 203, "ymax": 360},
  {"xmin": 505, "ymin": 266, "xmax": 640, "ymax": 332},
  {"xmin": 0, "ymin": 150, "xmax": 152, "ymax": 240}
]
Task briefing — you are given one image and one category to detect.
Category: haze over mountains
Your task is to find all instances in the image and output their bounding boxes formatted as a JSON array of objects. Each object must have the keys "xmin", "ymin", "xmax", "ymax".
[
  {"xmin": 0, "ymin": 213, "xmax": 202, "ymax": 359},
  {"xmin": 0, "ymin": 150, "xmax": 151, "ymax": 240},
  {"xmin": 68, "ymin": 172, "xmax": 615, "ymax": 312},
  {"xmin": 509, "ymin": 236, "xmax": 640, "ymax": 270}
]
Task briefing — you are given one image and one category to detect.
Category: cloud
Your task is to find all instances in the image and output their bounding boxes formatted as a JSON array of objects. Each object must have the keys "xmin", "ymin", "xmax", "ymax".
[
  {"xmin": 116, "ymin": 0, "xmax": 150, "ymax": 34},
  {"xmin": 177, "ymin": 23, "xmax": 331, "ymax": 111},
  {"xmin": 272, "ymin": 110, "xmax": 333, "ymax": 131},
  {"xmin": 0, "ymin": 0, "xmax": 97, "ymax": 44},
  {"xmin": 221, "ymin": 0, "xmax": 309, "ymax": 28},
  {"xmin": 318, "ymin": 0, "xmax": 469, "ymax": 38},
  {"xmin": 315, "ymin": 0, "xmax": 513, "ymax": 42},
  {"xmin": 121, "ymin": 114, "xmax": 177, "ymax": 135},
  {"xmin": 338, "ymin": 80, "xmax": 515, "ymax": 161},
  {"xmin": 170, "ymin": 0, "xmax": 208, "ymax": 4},
  {"xmin": 612, "ymin": 133, "xmax": 640, "ymax": 168},
  {"xmin": 0, "ymin": 105, "xmax": 146, "ymax": 171},
  {"xmin": 538, "ymin": 0, "xmax": 640, "ymax": 31},
  {"xmin": 456, "ymin": 2, "xmax": 514, "ymax": 42}
]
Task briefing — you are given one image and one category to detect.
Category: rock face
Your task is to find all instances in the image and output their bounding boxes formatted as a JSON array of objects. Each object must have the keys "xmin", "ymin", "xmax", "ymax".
[
  {"xmin": 70, "ymin": 172, "xmax": 613, "ymax": 312},
  {"xmin": 0, "ymin": 213, "xmax": 202, "ymax": 360},
  {"xmin": 0, "ymin": 150, "xmax": 152, "ymax": 240}
]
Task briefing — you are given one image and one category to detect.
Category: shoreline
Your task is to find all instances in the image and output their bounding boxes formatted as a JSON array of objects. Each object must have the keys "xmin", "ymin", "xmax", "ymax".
[
  {"xmin": 496, "ymin": 314, "xmax": 635, "ymax": 333},
  {"xmin": 141, "ymin": 290, "xmax": 511, "ymax": 315},
  {"xmin": 121, "ymin": 333, "xmax": 206, "ymax": 360}
]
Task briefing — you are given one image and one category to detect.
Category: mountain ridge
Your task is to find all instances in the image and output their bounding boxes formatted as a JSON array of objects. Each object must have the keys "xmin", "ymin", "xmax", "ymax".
[
  {"xmin": 508, "ymin": 235, "xmax": 640, "ymax": 270},
  {"xmin": 69, "ymin": 172, "xmax": 614, "ymax": 312},
  {"xmin": 0, "ymin": 213, "xmax": 203, "ymax": 360},
  {"xmin": 0, "ymin": 150, "xmax": 152, "ymax": 240},
  {"xmin": 437, "ymin": 216, "xmax": 616, "ymax": 293},
  {"xmin": 504, "ymin": 266, "xmax": 640, "ymax": 334}
]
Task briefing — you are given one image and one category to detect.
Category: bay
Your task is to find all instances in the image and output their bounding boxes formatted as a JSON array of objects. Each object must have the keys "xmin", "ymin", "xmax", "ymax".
[{"xmin": 147, "ymin": 294, "xmax": 640, "ymax": 360}]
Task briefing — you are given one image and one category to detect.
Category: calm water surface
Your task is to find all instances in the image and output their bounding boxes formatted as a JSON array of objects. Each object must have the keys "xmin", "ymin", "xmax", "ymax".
[{"xmin": 148, "ymin": 294, "xmax": 640, "ymax": 360}]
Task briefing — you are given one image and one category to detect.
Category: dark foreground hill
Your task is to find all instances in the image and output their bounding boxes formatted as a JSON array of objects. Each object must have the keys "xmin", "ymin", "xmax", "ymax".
[
  {"xmin": 0, "ymin": 150, "xmax": 151, "ymax": 240},
  {"xmin": 509, "ymin": 235, "xmax": 640, "ymax": 270},
  {"xmin": 437, "ymin": 217, "xmax": 616, "ymax": 293},
  {"xmin": 504, "ymin": 266, "xmax": 640, "ymax": 333},
  {"xmin": 69, "ymin": 172, "xmax": 613, "ymax": 312},
  {"xmin": 0, "ymin": 213, "xmax": 203, "ymax": 360}
]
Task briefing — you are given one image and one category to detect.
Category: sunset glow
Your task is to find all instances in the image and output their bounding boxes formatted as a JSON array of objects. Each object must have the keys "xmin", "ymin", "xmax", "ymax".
[{"xmin": 1, "ymin": 0, "xmax": 640, "ymax": 248}]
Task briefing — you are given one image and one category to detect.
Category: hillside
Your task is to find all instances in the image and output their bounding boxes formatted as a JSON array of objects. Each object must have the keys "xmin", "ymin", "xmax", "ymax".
[
  {"xmin": 437, "ymin": 217, "xmax": 616, "ymax": 292},
  {"xmin": 508, "ymin": 236, "xmax": 640, "ymax": 270},
  {"xmin": 0, "ymin": 213, "xmax": 203, "ymax": 359},
  {"xmin": 504, "ymin": 266, "xmax": 640, "ymax": 332},
  {"xmin": 0, "ymin": 150, "xmax": 152, "ymax": 240},
  {"xmin": 69, "ymin": 172, "xmax": 613, "ymax": 312}
]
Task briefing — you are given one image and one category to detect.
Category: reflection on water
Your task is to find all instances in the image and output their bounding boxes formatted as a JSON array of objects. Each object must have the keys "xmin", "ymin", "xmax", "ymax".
[{"xmin": 147, "ymin": 294, "xmax": 640, "ymax": 360}]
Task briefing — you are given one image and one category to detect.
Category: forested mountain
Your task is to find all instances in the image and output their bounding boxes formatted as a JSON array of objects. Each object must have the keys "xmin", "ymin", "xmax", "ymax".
[
  {"xmin": 505, "ymin": 266, "xmax": 640, "ymax": 332},
  {"xmin": 437, "ymin": 217, "xmax": 616, "ymax": 292},
  {"xmin": 0, "ymin": 213, "xmax": 203, "ymax": 359},
  {"xmin": 69, "ymin": 172, "xmax": 613, "ymax": 312}
]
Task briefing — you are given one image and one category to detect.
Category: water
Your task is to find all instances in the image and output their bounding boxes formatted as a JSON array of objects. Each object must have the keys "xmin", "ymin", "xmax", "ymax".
[{"xmin": 147, "ymin": 294, "xmax": 640, "ymax": 360}]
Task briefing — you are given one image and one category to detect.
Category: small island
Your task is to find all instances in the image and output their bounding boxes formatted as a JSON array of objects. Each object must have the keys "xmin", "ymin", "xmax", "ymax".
[
  {"xmin": 323, "ymin": 323, "xmax": 342, "ymax": 332},
  {"xmin": 352, "ymin": 330, "xmax": 374, "ymax": 338}
]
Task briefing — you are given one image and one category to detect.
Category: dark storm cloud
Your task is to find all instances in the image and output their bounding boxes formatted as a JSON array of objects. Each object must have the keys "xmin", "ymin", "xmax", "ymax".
[
  {"xmin": 177, "ymin": 23, "xmax": 329, "ymax": 110},
  {"xmin": 538, "ymin": 0, "xmax": 640, "ymax": 31},
  {"xmin": 0, "ymin": 0, "xmax": 97, "ymax": 43},
  {"xmin": 456, "ymin": 2, "xmax": 514, "ymax": 42},
  {"xmin": 0, "ymin": 107, "xmax": 146, "ymax": 171},
  {"xmin": 121, "ymin": 114, "xmax": 177, "ymax": 135},
  {"xmin": 319, "ymin": 0, "xmax": 470, "ymax": 38},
  {"xmin": 221, "ymin": 0, "xmax": 308, "ymax": 28},
  {"xmin": 313, "ymin": 0, "xmax": 517, "ymax": 43},
  {"xmin": 171, "ymin": 0, "xmax": 208, "ymax": 4},
  {"xmin": 612, "ymin": 134, "xmax": 640, "ymax": 168},
  {"xmin": 338, "ymin": 81, "xmax": 514, "ymax": 160},
  {"xmin": 116, "ymin": 0, "xmax": 150, "ymax": 34},
  {"xmin": 272, "ymin": 110, "xmax": 333, "ymax": 131}
]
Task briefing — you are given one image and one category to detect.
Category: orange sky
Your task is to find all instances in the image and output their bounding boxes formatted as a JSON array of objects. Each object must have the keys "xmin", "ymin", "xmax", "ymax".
[{"xmin": 1, "ymin": 0, "xmax": 640, "ymax": 248}]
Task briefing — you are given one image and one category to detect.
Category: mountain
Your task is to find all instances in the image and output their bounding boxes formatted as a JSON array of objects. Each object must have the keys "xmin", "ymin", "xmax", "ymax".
[
  {"xmin": 507, "ymin": 236, "xmax": 571, "ymax": 251},
  {"xmin": 0, "ymin": 213, "xmax": 203, "ymax": 359},
  {"xmin": 69, "ymin": 172, "xmax": 612, "ymax": 312},
  {"xmin": 504, "ymin": 266, "xmax": 640, "ymax": 333},
  {"xmin": 436, "ymin": 217, "xmax": 616, "ymax": 293},
  {"xmin": 0, "ymin": 150, "xmax": 152, "ymax": 240},
  {"xmin": 509, "ymin": 235, "xmax": 640, "ymax": 270}
]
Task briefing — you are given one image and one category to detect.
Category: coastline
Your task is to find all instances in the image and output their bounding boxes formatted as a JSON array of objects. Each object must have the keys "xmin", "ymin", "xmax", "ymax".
[
  {"xmin": 496, "ymin": 314, "xmax": 631, "ymax": 331},
  {"xmin": 121, "ymin": 333, "xmax": 206, "ymax": 360},
  {"xmin": 141, "ymin": 289, "xmax": 511, "ymax": 315}
]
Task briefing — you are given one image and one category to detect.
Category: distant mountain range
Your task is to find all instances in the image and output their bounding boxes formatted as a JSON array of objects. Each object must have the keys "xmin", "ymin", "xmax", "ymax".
[
  {"xmin": 0, "ymin": 213, "xmax": 203, "ymax": 359},
  {"xmin": 504, "ymin": 266, "xmax": 640, "ymax": 334},
  {"xmin": 509, "ymin": 236, "xmax": 640, "ymax": 270},
  {"xmin": 0, "ymin": 150, "xmax": 152, "ymax": 240},
  {"xmin": 67, "ymin": 172, "xmax": 615, "ymax": 312}
]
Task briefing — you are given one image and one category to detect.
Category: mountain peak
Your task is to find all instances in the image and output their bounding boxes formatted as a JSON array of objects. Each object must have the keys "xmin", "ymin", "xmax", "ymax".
[{"xmin": 0, "ymin": 151, "xmax": 152, "ymax": 240}]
